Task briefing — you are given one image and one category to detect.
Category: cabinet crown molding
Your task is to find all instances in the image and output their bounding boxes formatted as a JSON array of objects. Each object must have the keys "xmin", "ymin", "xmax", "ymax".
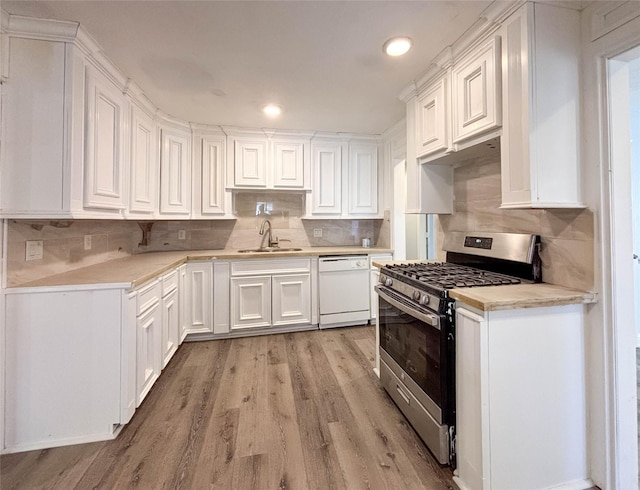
[{"xmin": 6, "ymin": 14, "xmax": 79, "ymax": 41}]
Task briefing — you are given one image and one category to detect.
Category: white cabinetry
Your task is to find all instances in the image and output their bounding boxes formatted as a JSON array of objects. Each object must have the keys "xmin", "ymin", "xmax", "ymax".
[
  {"xmin": 226, "ymin": 131, "xmax": 312, "ymax": 190},
  {"xmin": 127, "ymin": 100, "xmax": 158, "ymax": 216},
  {"xmin": 159, "ymin": 122, "xmax": 191, "ymax": 216},
  {"xmin": 84, "ymin": 66, "xmax": 126, "ymax": 211},
  {"xmin": 184, "ymin": 261, "xmax": 213, "ymax": 335},
  {"xmin": 191, "ymin": 129, "xmax": 234, "ymax": 218},
  {"xmin": 500, "ymin": 3, "xmax": 584, "ymax": 208},
  {"xmin": 135, "ymin": 280, "xmax": 162, "ymax": 406},
  {"xmin": 368, "ymin": 254, "xmax": 392, "ymax": 320},
  {"xmin": 452, "ymin": 37, "xmax": 501, "ymax": 144},
  {"xmin": 178, "ymin": 264, "xmax": 188, "ymax": 342},
  {"xmin": 454, "ymin": 303, "xmax": 588, "ymax": 490},
  {"xmin": 160, "ymin": 269, "xmax": 179, "ymax": 368},
  {"xmin": 3, "ymin": 286, "xmax": 133, "ymax": 452},
  {"xmin": 307, "ymin": 137, "xmax": 380, "ymax": 218},
  {"xmin": 416, "ymin": 74, "xmax": 450, "ymax": 160},
  {"xmin": 229, "ymin": 258, "xmax": 314, "ymax": 332}
]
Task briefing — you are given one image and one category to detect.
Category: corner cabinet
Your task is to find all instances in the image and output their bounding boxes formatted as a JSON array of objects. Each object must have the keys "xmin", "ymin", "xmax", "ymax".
[
  {"xmin": 454, "ymin": 302, "xmax": 588, "ymax": 490},
  {"xmin": 184, "ymin": 261, "xmax": 213, "ymax": 335},
  {"xmin": 500, "ymin": 3, "xmax": 584, "ymax": 208},
  {"xmin": 192, "ymin": 129, "xmax": 232, "ymax": 218},
  {"xmin": 159, "ymin": 122, "xmax": 192, "ymax": 216}
]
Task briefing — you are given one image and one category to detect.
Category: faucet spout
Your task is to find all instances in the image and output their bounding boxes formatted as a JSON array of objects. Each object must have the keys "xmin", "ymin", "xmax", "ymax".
[{"xmin": 259, "ymin": 219, "xmax": 276, "ymax": 247}]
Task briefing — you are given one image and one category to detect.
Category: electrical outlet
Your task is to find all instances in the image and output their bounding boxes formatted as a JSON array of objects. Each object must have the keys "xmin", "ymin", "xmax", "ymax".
[
  {"xmin": 25, "ymin": 240, "xmax": 43, "ymax": 261},
  {"xmin": 84, "ymin": 235, "xmax": 92, "ymax": 250},
  {"xmin": 313, "ymin": 228, "xmax": 323, "ymax": 238},
  {"xmin": 178, "ymin": 230, "xmax": 186, "ymax": 240}
]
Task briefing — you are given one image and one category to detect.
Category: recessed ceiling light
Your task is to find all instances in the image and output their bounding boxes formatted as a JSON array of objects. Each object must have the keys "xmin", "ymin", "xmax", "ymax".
[
  {"xmin": 383, "ymin": 37, "xmax": 413, "ymax": 57},
  {"xmin": 262, "ymin": 104, "xmax": 282, "ymax": 117}
]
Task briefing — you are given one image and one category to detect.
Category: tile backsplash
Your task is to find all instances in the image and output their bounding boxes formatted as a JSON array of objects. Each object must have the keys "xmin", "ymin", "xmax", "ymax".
[
  {"xmin": 436, "ymin": 157, "xmax": 594, "ymax": 291},
  {"xmin": 5, "ymin": 192, "xmax": 388, "ymax": 286}
]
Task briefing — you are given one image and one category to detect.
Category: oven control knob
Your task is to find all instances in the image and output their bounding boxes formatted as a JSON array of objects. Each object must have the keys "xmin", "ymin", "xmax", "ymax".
[
  {"xmin": 412, "ymin": 291, "xmax": 421, "ymax": 301},
  {"xmin": 384, "ymin": 277, "xmax": 393, "ymax": 287},
  {"xmin": 420, "ymin": 294, "xmax": 430, "ymax": 305}
]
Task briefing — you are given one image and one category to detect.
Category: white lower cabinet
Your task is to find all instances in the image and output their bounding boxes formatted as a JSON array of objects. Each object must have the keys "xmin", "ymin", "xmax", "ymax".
[
  {"xmin": 161, "ymin": 272, "xmax": 179, "ymax": 369},
  {"xmin": 229, "ymin": 258, "xmax": 314, "ymax": 332},
  {"xmin": 454, "ymin": 302, "xmax": 588, "ymax": 490},
  {"xmin": 178, "ymin": 264, "xmax": 188, "ymax": 342},
  {"xmin": 368, "ymin": 254, "xmax": 392, "ymax": 320},
  {"xmin": 135, "ymin": 280, "xmax": 162, "ymax": 407},
  {"xmin": 184, "ymin": 261, "xmax": 213, "ymax": 334}
]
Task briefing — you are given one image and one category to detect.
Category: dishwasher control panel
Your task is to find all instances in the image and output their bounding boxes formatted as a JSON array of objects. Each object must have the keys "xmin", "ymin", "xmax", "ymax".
[{"xmin": 318, "ymin": 255, "xmax": 369, "ymax": 271}]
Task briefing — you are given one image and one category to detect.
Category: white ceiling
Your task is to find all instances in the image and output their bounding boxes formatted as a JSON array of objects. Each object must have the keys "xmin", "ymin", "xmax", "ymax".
[{"xmin": 3, "ymin": 1, "xmax": 493, "ymax": 135}]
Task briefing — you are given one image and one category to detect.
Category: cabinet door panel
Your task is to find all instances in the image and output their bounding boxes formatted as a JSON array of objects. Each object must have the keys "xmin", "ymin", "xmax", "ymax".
[
  {"xmin": 161, "ymin": 289, "xmax": 179, "ymax": 368},
  {"xmin": 273, "ymin": 141, "xmax": 304, "ymax": 188},
  {"xmin": 416, "ymin": 77, "xmax": 449, "ymax": 158},
  {"xmin": 201, "ymin": 136, "xmax": 226, "ymax": 214},
  {"xmin": 348, "ymin": 143, "xmax": 378, "ymax": 215},
  {"xmin": 234, "ymin": 139, "xmax": 267, "ymax": 187},
  {"xmin": 136, "ymin": 304, "xmax": 161, "ymax": 406},
  {"xmin": 85, "ymin": 67, "xmax": 125, "ymax": 210},
  {"xmin": 452, "ymin": 37, "xmax": 502, "ymax": 144},
  {"xmin": 272, "ymin": 274, "xmax": 311, "ymax": 326},
  {"xmin": 185, "ymin": 262, "xmax": 213, "ymax": 334},
  {"xmin": 311, "ymin": 142, "xmax": 342, "ymax": 215},
  {"xmin": 129, "ymin": 106, "xmax": 157, "ymax": 214},
  {"xmin": 160, "ymin": 127, "xmax": 191, "ymax": 215},
  {"xmin": 231, "ymin": 276, "xmax": 271, "ymax": 330}
]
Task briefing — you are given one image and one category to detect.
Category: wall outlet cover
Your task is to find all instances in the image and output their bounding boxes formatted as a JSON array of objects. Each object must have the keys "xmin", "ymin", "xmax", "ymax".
[
  {"xmin": 25, "ymin": 240, "xmax": 44, "ymax": 261},
  {"xmin": 313, "ymin": 228, "xmax": 323, "ymax": 238},
  {"xmin": 84, "ymin": 235, "xmax": 92, "ymax": 250},
  {"xmin": 178, "ymin": 230, "xmax": 186, "ymax": 240}
]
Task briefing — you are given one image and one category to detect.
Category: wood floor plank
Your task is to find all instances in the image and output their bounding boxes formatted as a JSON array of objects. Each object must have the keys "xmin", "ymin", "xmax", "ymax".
[{"xmin": 1, "ymin": 326, "xmax": 455, "ymax": 490}]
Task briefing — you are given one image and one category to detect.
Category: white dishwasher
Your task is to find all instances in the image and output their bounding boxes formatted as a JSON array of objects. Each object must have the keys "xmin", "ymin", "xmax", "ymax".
[{"xmin": 318, "ymin": 255, "xmax": 370, "ymax": 328}]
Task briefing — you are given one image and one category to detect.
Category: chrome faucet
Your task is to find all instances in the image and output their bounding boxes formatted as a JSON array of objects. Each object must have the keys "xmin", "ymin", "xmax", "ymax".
[{"xmin": 259, "ymin": 219, "xmax": 278, "ymax": 248}]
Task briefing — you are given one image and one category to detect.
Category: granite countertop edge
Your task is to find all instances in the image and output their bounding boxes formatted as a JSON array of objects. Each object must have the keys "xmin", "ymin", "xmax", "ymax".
[{"xmin": 8, "ymin": 247, "xmax": 394, "ymax": 289}]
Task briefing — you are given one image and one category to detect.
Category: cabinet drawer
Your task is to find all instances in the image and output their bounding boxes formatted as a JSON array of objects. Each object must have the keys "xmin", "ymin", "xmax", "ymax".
[
  {"xmin": 136, "ymin": 280, "xmax": 161, "ymax": 316},
  {"xmin": 231, "ymin": 258, "xmax": 311, "ymax": 276},
  {"xmin": 161, "ymin": 268, "xmax": 179, "ymax": 296}
]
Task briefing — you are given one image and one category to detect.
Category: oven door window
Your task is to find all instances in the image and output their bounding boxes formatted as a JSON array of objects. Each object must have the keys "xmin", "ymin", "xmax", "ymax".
[{"xmin": 379, "ymin": 297, "xmax": 443, "ymax": 408}]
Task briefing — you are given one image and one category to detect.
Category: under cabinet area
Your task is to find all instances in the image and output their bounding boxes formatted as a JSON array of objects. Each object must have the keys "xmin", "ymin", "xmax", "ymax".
[{"xmin": 454, "ymin": 303, "xmax": 588, "ymax": 490}]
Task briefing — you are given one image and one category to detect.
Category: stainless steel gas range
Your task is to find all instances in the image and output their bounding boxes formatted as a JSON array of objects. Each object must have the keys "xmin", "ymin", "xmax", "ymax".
[{"xmin": 375, "ymin": 231, "xmax": 541, "ymax": 467}]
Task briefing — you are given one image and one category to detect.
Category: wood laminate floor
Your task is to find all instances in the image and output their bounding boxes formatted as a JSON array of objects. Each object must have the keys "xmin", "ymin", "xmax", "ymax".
[{"xmin": 1, "ymin": 326, "xmax": 454, "ymax": 489}]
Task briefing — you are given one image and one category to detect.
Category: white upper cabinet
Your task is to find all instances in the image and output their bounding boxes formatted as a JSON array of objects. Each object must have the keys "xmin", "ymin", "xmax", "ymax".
[
  {"xmin": 310, "ymin": 140, "xmax": 343, "ymax": 215},
  {"xmin": 159, "ymin": 123, "xmax": 191, "ymax": 216},
  {"xmin": 307, "ymin": 137, "xmax": 380, "ymax": 218},
  {"xmin": 452, "ymin": 36, "xmax": 502, "ymax": 145},
  {"xmin": 192, "ymin": 129, "xmax": 231, "ymax": 218},
  {"xmin": 84, "ymin": 66, "xmax": 126, "ymax": 211},
  {"xmin": 416, "ymin": 74, "xmax": 451, "ymax": 160},
  {"xmin": 500, "ymin": 3, "xmax": 584, "ymax": 208},
  {"xmin": 348, "ymin": 141, "xmax": 379, "ymax": 215},
  {"xmin": 127, "ymin": 101, "xmax": 158, "ymax": 216},
  {"xmin": 226, "ymin": 130, "xmax": 311, "ymax": 190}
]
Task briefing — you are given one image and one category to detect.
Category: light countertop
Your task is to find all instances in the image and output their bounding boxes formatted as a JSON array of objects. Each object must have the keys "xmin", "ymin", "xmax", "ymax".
[
  {"xmin": 371, "ymin": 259, "xmax": 596, "ymax": 311},
  {"xmin": 11, "ymin": 247, "xmax": 393, "ymax": 289}
]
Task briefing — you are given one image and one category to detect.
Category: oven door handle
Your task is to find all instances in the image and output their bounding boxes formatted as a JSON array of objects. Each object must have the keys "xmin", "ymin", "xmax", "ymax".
[{"xmin": 375, "ymin": 285, "xmax": 440, "ymax": 329}]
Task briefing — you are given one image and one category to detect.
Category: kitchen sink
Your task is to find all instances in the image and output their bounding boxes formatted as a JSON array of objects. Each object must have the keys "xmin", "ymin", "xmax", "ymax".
[{"xmin": 237, "ymin": 247, "xmax": 303, "ymax": 253}]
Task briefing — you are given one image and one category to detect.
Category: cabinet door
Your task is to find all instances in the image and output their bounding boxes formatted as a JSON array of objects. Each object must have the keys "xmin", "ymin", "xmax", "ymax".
[
  {"xmin": 136, "ymin": 303, "xmax": 162, "ymax": 406},
  {"xmin": 452, "ymin": 37, "xmax": 502, "ymax": 144},
  {"xmin": 160, "ymin": 127, "xmax": 191, "ymax": 215},
  {"xmin": 178, "ymin": 264, "xmax": 188, "ymax": 343},
  {"xmin": 272, "ymin": 273, "xmax": 311, "ymax": 326},
  {"xmin": 185, "ymin": 262, "xmax": 213, "ymax": 335},
  {"xmin": 84, "ymin": 66, "xmax": 126, "ymax": 210},
  {"xmin": 311, "ymin": 141, "xmax": 342, "ymax": 215},
  {"xmin": 161, "ymin": 288, "xmax": 179, "ymax": 369},
  {"xmin": 416, "ymin": 76, "xmax": 450, "ymax": 158},
  {"xmin": 273, "ymin": 140, "xmax": 305, "ymax": 188},
  {"xmin": 121, "ymin": 292, "xmax": 137, "ymax": 425},
  {"xmin": 348, "ymin": 142, "xmax": 378, "ymax": 215},
  {"xmin": 231, "ymin": 276, "xmax": 272, "ymax": 330},
  {"xmin": 129, "ymin": 105, "xmax": 158, "ymax": 215},
  {"xmin": 234, "ymin": 138, "xmax": 267, "ymax": 187},
  {"xmin": 200, "ymin": 134, "xmax": 226, "ymax": 215}
]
